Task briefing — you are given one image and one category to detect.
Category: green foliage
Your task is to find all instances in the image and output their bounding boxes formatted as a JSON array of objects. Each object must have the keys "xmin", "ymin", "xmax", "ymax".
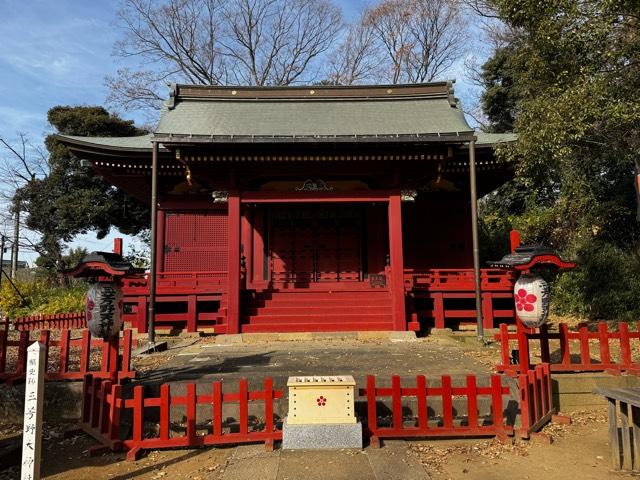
[
  {"xmin": 124, "ymin": 231, "xmax": 151, "ymax": 269},
  {"xmin": 15, "ymin": 106, "xmax": 150, "ymax": 274},
  {"xmin": 480, "ymin": 0, "xmax": 640, "ymax": 319},
  {"xmin": 479, "ymin": 46, "xmax": 519, "ymax": 133},
  {"xmin": 552, "ymin": 241, "xmax": 640, "ymax": 320},
  {"xmin": 0, "ymin": 280, "xmax": 87, "ymax": 318}
]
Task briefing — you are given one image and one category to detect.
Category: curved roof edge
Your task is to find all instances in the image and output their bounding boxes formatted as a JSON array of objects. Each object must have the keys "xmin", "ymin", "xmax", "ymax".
[
  {"xmin": 55, "ymin": 131, "xmax": 518, "ymax": 153},
  {"xmin": 475, "ymin": 132, "xmax": 518, "ymax": 146},
  {"xmin": 55, "ymin": 134, "xmax": 162, "ymax": 152}
]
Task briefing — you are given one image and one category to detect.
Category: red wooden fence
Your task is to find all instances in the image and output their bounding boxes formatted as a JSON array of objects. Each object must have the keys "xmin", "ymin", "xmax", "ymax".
[
  {"xmin": 360, "ymin": 369, "xmax": 554, "ymax": 445},
  {"xmin": 518, "ymin": 363, "xmax": 554, "ymax": 439},
  {"xmin": 403, "ymin": 268, "xmax": 516, "ymax": 292},
  {"xmin": 404, "ymin": 269, "xmax": 517, "ymax": 330},
  {"xmin": 495, "ymin": 322, "xmax": 640, "ymax": 374},
  {"xmin": 13, "ymin": 312, "xmax": 87, "ymax": 331},
  {"xmin": 80, "ymin": 374, "xmax": 283, "ymax": 460},
  {"xmin": 0, "ymin": 318, "xmax": 135, "ymax": 384},
  {"xmin": 359, "ymin": 374, "xmax": 514, "ymax": 447}
]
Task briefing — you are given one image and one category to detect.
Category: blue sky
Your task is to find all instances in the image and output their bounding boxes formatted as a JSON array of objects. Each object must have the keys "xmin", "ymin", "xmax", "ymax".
[{"xmin": 0, "ymin": 0, "xmax": 487, "ymax": 263}]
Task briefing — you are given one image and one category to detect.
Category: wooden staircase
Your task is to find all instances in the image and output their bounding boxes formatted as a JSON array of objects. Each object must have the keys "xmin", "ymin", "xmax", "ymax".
[{"xmin": 241, "ymin": 289, "xmax": 394, "ymax": 333}]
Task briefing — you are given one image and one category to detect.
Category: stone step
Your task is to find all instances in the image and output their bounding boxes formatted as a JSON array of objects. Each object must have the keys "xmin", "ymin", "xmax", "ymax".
[
  {"xmin": 243, "ymin": 314, "xmax": 394, "ymax": 324},
  {"xmin": 252, "ymin": 298, "xmax": 392, "ymax": 308},
  {"xmin": 245, "ymin": 306, "xmax": 393, "ymax": 316},
  {"xmin": 241, "ymin": 322, "xmax": 395, "ymax": 333}
]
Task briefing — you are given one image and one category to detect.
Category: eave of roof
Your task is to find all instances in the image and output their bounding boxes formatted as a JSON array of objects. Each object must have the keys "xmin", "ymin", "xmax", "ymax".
[
  {"xmin": 56, "ymin": 134, "xmax": 158, "ymax": 152},
  {"xmin": 475, "ymin": 132, "xmax": 517, "ymax": 146},
  {"xmin": 155, "ymin": 81, "xmax": 474, "ymax": 140}
]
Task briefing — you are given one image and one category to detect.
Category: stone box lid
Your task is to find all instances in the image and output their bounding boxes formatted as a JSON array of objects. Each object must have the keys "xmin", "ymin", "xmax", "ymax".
[{"xmin": 287, "ymin": 375, "xmax": 356, "ymax": 387}]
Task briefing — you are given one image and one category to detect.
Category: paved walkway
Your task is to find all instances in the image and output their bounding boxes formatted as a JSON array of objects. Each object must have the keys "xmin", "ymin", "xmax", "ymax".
[
  {"xmin": 221, "ymin": 442, "xmax": 429, "ymax": 480},
  {"xmin": 136, "ymin": 334, "xmax": 492, "ymax": 390}
]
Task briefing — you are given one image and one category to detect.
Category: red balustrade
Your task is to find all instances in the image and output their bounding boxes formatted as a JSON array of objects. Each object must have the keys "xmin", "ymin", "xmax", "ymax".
[
  {"xmin": 80, "ymin": 374, "xmax": 283, "ymax": 460},
  {"xmin": 122, "ymin": 271, "xmax": 228, "ymax": 296},
  {"xmin": 518, "ymin": 364, "xmax": 554, "ymax": 438},
  {"xmin": 403, "ymin": 268, "xmax": 516, "ymax": 292},
  {"xmin": 13, "ymin": 312, "xmax": 87, "ymax": 331},
  {"xmin": 359, "ymin": 374, "xmax": 514, "ymax": 446},
  {"xmin": 0, "ymin": 318, "xmax": 135, "ymax": 384},
  {"xmin": 495, "ymin": 322, "xmax": 640, "ymax": 374}
]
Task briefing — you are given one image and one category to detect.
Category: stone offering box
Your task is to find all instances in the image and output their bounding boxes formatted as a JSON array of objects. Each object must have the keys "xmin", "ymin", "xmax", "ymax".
[{"xmin": 287, "ymin": 375, "xmax": 357, "ymax": 425}]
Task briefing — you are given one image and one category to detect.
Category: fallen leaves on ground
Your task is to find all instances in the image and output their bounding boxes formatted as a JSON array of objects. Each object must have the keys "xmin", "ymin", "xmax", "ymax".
[{"xmin": 409, "ymin": 438, "xmax": 531, "ymax": 473}]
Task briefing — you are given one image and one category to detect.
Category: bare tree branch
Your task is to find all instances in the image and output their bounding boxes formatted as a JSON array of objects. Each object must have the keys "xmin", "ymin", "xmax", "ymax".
[
  {"xmin": 108, "ymin": 0, "xmax": 343, "ymax": 113},
  {"xmin": 364, "ymin": 0, "xmax": 469, "ymax": 84},
  {"xmin": 326, "ymin": 10, "xmax": 383, "ymax": 85}
]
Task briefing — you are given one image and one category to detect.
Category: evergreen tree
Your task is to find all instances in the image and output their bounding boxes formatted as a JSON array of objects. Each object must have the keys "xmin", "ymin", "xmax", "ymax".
[
  {"xmin": 479, "ymin": 0, "xmax": 640, "ymax": 319},
  {"xmin": 15, "ymin": 106, "xmax": 150, "ymax": 274}
]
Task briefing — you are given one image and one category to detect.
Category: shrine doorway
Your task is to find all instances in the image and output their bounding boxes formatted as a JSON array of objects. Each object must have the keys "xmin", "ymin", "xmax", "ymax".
[{"xmin": 268, "ymin": 205, "xmax": 365, "ymax": 285}]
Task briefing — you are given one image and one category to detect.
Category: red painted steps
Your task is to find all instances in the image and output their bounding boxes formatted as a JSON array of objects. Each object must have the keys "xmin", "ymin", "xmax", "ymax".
[
  {"xmin": 245, "ymin": 305, "xmax": 392, "ymax": 316},
  {"xmin": 242, "ymin": 322, "xmax": 394, "ymax": 333},
  {"xmin": 241, "ymin": 289, "xmax": 394, "ymax": 333},
  {"xmin": 254, "ymin": 299, "xmax": 392, "ymax": 308},
  {"xmin": 246, "ymin": 313, "xmax": 394, "ymax": 324}
]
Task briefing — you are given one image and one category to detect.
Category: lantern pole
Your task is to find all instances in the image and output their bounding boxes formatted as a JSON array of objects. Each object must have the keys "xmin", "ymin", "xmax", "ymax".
[
  {"xmin": 148, "ymin": 140, "xmax": 159, "ymax": 346},
  {"xmin": 468, "ymin": 138, "xmax": 484, "ymax": 343},
  {"xmin": 0, "ymin": 234, "xmax": 4, "ymax": 289}
]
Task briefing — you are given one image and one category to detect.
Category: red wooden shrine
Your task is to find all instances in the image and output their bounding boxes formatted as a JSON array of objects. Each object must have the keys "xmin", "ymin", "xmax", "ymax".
[{"xmin": 59, "ymin": 82, "xmax": 516, "ymax": 335}]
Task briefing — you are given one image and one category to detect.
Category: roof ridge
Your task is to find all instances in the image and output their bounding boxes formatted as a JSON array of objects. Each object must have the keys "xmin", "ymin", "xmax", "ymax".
[{"xmin": 167, "ymin": 81, "xmax": 456, "ymax": 108}]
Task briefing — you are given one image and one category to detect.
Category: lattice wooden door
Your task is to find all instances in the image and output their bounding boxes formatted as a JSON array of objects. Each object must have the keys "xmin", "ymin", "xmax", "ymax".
[
  {"xmin": 163, "ymin": 212, "xmax": 228, "ymax": 272},
  {"xmin": 269, "ymin": 207, "xmax": 362, "ymax": 283}
]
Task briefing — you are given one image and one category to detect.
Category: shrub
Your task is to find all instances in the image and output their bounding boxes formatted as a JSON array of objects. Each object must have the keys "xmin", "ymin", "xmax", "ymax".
[
  {"xmin": 551, "ymin": 240, "xmax": 640, "ymax": 320},
  {"xmin": 0, "ymin": 280, "xmax": 87, "ymax": 318}
]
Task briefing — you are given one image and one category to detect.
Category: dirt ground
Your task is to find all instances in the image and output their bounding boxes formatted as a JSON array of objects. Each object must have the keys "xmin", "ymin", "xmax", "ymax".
[
  {"xmin": 1, "ymin": 326, "xmax": 637, "ymax": 479},
  {"xmin": 0, "ymin": 407, "xmax": 631, "ymax": 480},
  {"xmin": 409, "ymin": 408, "xmax": 631, "ymax": 480}
]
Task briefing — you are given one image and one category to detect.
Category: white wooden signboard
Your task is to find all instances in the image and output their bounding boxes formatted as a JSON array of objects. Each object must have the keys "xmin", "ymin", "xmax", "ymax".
[{"xmin": 21, "ymin": 342, "xmax": 45, "ymax": 480}]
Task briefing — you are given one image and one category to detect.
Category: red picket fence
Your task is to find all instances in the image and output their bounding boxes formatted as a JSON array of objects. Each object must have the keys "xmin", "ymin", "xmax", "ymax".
[
  {"xmin": 13, "ymin": 312, "xmax": 87, "ymax": 331},
  {"xmin": 495, "ymin": 322, "xmax": 640, "ymax": 374},
  {"xmin": 80, "ymin": 374, "xmax": 283, "ymax": 460},
  {"xmin": 359, "ymin": 374, "xmax": 514, "ymax": 446},
  {"xmin": 518, "ymin": 363, "xmax": 554, "ymax": 438},
  {"xmin": 0, "ymin": 318, "xmax": 135, "ymax": 384}
]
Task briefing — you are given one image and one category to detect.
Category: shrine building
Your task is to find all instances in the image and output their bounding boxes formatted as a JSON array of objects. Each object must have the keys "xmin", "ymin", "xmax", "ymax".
[{"xmin": 57, "ymin": 82, "xmax": 517, "ymax": 336}]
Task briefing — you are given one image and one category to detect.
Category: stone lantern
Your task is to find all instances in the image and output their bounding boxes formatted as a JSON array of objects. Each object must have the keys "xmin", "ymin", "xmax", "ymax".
[
  {"xmin": 489, "ymin": 242, "xmax": 575, "ymax": 329},
  {"xmin": 63, "ymin": 252, "xmax": 139, "ymax": 339}
]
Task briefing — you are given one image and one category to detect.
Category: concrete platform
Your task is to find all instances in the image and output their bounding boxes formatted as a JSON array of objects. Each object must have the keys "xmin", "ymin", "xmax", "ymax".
[
  {"xmin": 219, "ymin": 442, "xmax": 430, "ymax": 480},
  {"xmin": 282, "ymin": 418, "xmax": 363, "ymax": 450},
  {"xmin": 214, "ymin": 331, "xmax": 417, "ymax": 344},
  {"xmin": 552, "ymin": 372, "xmax": 640, "ymax": 412}
]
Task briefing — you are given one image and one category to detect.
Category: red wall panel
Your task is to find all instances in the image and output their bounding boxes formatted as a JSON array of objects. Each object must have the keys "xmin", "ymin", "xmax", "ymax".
[{"xmin": 163, "ymin": 211, "xmax": 228, "ymax": 272}]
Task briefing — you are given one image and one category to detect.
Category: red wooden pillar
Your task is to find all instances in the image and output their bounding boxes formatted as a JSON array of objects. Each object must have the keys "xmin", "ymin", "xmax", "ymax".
[
  {"xmin": 482, "ymin": 293, "xmax": 494, "ymax": 329},
  {"xmin": 241, "ymin": 208, "xmax": 253, "ymax": 287},
  {"xmin": 187, "ymin": 295, "xmax": 197, "ymax": 332},
  {"xmin": 156, "ymin": 210, "xmax": 166, "ymax": 274},
  {"xmin": 509, "ymin": 230, "xmax": 521, "ymax": 253},
  {"xmin": 227, "ymin": 192, "xmax": 241, "ymax": 333},
  {"xmin": 388, "ymin": 193, "xmax": 406, "ymax": 331},
  {"xmin": 113, "ymin": 238, "xmax": 123, "ymax": 256},
  {"xmin": 432, "ymin": 293, "xmax": 445, "ymax": 329},
  {"xmin": 253, "ymin": 208, "xmax": 265, "ymax": 284}
]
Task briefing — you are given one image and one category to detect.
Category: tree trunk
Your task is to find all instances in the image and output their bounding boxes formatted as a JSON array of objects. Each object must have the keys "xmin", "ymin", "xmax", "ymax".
[{"xmin": 11, "ymin": 210, "xmax": 19, "ymax": 279}]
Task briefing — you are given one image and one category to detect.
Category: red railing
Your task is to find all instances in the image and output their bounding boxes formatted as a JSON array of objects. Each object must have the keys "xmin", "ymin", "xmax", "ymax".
[
  {"xmin": 0, "ymin": 318, "xmax": 135, "ymax": 384},
  {"xmin": 13, "ymin": 312, "xmax": 87, "ymax": 331},
  {"xmin": 359, "ymin": 374, "xmax": 514, "ymax": 446},
  {"xmin": 518, "ymin": 364, "xmax": 554, "ymax": 438},
  {"xmin": 403, "ymin": 268, "xmax": 516, "ymax": 292},
  {"xmin": 122, "ymin": 271, "xmax": 228, "ymax": 295},
  {"xmin": 80, "ymin": 374, "xmax": 283, "ymax": 460},
  {"xmin": 495, "ymin": 322, "xmax": 640, "ymax": 374}
]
